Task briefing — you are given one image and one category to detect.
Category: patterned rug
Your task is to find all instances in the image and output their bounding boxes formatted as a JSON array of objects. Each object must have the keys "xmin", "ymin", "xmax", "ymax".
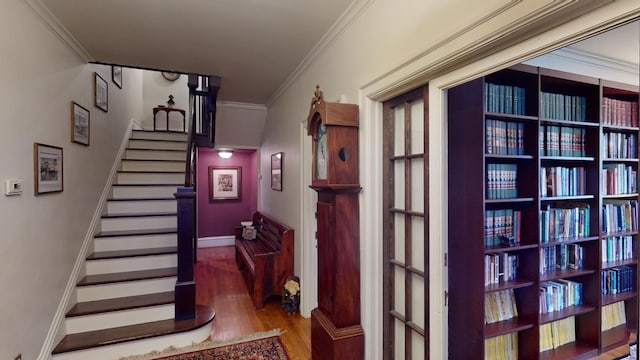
[{"xmin": 121, "ymin": 329, "xmax": 289, "ymax": 360}]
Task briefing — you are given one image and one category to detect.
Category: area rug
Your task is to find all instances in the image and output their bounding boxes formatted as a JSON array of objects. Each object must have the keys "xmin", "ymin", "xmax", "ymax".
[{"xmin": 121, "ymin": 329, "xmax": 289, "ymax": 360}]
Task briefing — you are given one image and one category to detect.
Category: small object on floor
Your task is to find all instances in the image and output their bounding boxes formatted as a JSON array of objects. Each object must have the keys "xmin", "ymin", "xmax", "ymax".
[{"xmin": 282, "ymin": 276, "xmax": 300, "ymax": 314}]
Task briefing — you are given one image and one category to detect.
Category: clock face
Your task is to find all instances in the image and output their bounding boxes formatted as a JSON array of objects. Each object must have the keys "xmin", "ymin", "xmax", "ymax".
[{"xmin": 316, "ymin": 122, "xmax": 327, "ymax": 180}]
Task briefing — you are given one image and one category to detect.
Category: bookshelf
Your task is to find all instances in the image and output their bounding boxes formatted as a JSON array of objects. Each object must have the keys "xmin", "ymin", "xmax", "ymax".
[{"xmin": 448, "ymin": 64, "xmax": 639, "ymax": 360}]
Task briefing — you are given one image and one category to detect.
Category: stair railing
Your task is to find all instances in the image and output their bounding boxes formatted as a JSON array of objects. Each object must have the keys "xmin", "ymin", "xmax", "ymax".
[{"xmin": 173, "ymin": 75, "xmax": 220, "ymax": 320}]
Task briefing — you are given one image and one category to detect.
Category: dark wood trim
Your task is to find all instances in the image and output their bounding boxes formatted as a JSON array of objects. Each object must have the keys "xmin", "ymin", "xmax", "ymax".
[
  {"xmin": 87, "ymin": 246, "xmax": 177, "ymax": 260},
  {"xmin": 77, "ymin": 267, "xmax": 177, "ymax": 286},
  {"xmin": 100, "ymin": 212, "xmax": 176, "ymax": 219},
  {"xmin": 94, "ymin": 228, "xmax": 176, "ymax": 238},
  {"xmin": 67, "ymin": 291, "xmax": 174, "ymax": 317}
]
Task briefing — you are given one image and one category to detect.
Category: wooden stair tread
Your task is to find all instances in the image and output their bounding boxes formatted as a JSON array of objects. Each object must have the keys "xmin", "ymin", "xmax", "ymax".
[
  {"xmin": 67, "ymin": 291, "xmax": 175, "ymax": 317},
  {"xmin": 107, "ymin": 197, "xmax": 176, "ymax": 201},
  {"xmin": 87, "ymin": 246, "xmax": 177, "ymax": 260},
  {"xmin": 94, "ymin": 228, "xmax": 177, "ymax": 238},
  {"xmin": 122, "ymin": 159, "xmax": 186, "ymax": 162},
  {"xmin": 128, "ymin": 138, "xmax": 188, "ymax": 143},
  {"xmin": 78, "ymin": 267, "xmax": 177, "ymax": 286},
  {"xmin": 126, "ymin": 147, "xmax": 186, "ymax": 152},
  {"xmin": 101, "ymin": 211, "xmax": 177, "ymax": 219},
  {"xmin": 53, "ymin": 305, "xmax": 215, "ymax": 354},
  {"xmin": 117, "ymin": 170, "xmax": 185, "ymax": 174}
]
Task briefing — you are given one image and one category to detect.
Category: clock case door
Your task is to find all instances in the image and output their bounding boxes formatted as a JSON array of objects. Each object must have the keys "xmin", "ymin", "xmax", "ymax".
[{"xmin": 307, "ymin": 100, "xmax": 359, "ymax": 188}]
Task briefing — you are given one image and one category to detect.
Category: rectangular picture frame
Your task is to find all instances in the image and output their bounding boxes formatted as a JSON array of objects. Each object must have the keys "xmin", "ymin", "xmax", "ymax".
[
  {"xmin": 71, "ymin": 101, "xmax": 90, "ymax": 146},
  {"xmin": 112, "ymin": 65, "xmax": 122, "ymax": 89},
  {"xmin": 209, "ymin": 166, "xmax": 241, "ymax": 200},
  {"xmin": 271, "ymin": 152, "xmax": 283, "ymax": 191},
  {"xmin": 94, "ymin": 72, "xmax": 108, "ymax": 112},
  {"xmin": 34, "ymin": 143, "xmax": 63, "ymax": 195}
]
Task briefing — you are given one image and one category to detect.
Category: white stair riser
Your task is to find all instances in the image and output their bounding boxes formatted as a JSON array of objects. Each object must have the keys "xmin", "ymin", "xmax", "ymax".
[
  {"xmin": 51, "ymin": 321, "xmax": 211, "ymax": 360},
  {"xmin": 112, "ymin": 185, "xmax": 180, "ymax": 199},
  {"xmin": 125, "ymin": 149, "xmax": 186, "ymax": 161},
  {"xmin": 77, "ymin": 278, "xmax": 176, "ymax": 302},
  {"xmin": 94, "ymin": 234, "xmax": 176, "ymax": 252},
  {"xmin": 121, "ymin": 160, "xmax": 186, "ymax": 172},
  {"xmin": 100, "ymin": 216, "xmax": 176, "ymax": 232},
  {"xmin": 117, "ymin": 172, "xmax": 184, "ymax": 185},
  {"xmin": 107, "ymin": 200, "xmax": 177, "ymax": 215},
  {"xmin": 86, "ymin": 254, "xmax": 177, "ymax": 275},
  {"xmin": 130, "ymin": 131, "xmax": 187, "ymax": 142},
  {"xmin": 65, "ymin": 304, "xmax": 175, "ymax": 334},
  {"xmin": 128, "ymin": 139, "xmax": 187, "ymax": 151}
]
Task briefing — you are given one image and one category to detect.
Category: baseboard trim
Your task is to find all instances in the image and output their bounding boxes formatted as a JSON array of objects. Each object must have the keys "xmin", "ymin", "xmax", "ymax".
[{"xmin": 198, "ymin": 236, "xmax": 235, "ymax": 248}]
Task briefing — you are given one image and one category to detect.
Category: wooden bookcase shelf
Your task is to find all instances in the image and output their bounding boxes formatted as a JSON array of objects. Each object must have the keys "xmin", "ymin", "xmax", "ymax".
[{"xmin": 448, "ymin": 64, "xmax": 639, "ymax": 359}]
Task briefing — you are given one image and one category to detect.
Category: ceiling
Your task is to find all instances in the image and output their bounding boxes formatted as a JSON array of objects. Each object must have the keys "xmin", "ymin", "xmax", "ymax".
[
  {"xmin": 37, "ymin": 3, "xmax": 638, "ymax": 105},
  {"xmin": 39, "ymin": 0, "xmax": 354, "ymax": 104}
]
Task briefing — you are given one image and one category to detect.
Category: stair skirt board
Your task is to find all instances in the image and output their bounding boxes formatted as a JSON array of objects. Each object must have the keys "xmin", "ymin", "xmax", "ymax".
[
  {"xmin": 120, "ymin": 160, "xmax": 186, "ymax": 172},
  {"xmin": 128, "ymin": 139, "xmax": 187, "ymax": 151},
  {"xmin": 99, "ymin": 215, "xmax": 177, "ymax": 232},
  {"xmin": 111, "ymin": 185, "xmax": 182, "ymax": 199},
  {"xmin": 107, "ymin": 199, "xmax": 177, "ymax": 215},
  {"xmin": 77, "ymin": 277, "xmax": 177, "ymax": 303},
  {"xmin": 94, "ymin": 233, "xmax": 176, "ymax": 252},
  {"xmin": 51, "ymin": 311, "xmax": 213, "ymax": 360},
  {"xmin": 116, "ymin": 172, "xmax": 185, "ymax": 185},
  {"xmin": 125, "ymin": 149, "xmax": 187, "ymax": 161},
  {"xmin": 65, "ymin": 304, "xmax": 175, "ymax": 334},
  {"xmin": 86, "ymin": 255, "xmax": 177, "ymax": 275},
  {"xmin": 130, "ymin": 131, "xmax": 188, "ymax": 142}
]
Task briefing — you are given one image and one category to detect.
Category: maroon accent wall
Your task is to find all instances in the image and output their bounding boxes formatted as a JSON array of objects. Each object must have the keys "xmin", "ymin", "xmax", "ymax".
[{"xmin": 197, "ymin": 148, "xmax": 257, "ymax": 237}]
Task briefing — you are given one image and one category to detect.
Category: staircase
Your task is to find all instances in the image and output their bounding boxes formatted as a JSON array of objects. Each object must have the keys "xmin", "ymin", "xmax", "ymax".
[{"xmin": 51, "ymin": 130, "xmax": 213, "ymax": 360}]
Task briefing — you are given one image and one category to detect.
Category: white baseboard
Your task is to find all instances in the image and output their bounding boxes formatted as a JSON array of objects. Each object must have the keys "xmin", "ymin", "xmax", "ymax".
[{"xmin": 198, "ymin": 236, "xmax": 235, "ymax": 248}]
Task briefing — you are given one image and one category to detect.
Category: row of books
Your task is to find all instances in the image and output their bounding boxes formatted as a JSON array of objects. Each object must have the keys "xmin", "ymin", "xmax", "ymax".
[
  {"xmin": 484, "ymin": 82, "xmax": 527, "ymax": 115},
  {"xmin": 487, "ymin": 163, "xmax": 518, "ymax": 199},
  {"xmin": 602, "ymin": 97, "xmax": 639, "ymax": 127},
  {"xmin": 485, "ymin": 119, "xmax": 525, "ymax": 155},
  {"xmin": 602, "ymin": 266, "xmax": 634, "ymax": 295},
  {"xmin": 601, "ymin": 301, "xmax": 627, "ymax": 332},
  {"xmin": 539, "ymin": 280, "xmax": 583, "ymax": 314},
  {"xmin": 603, "ymin": 132, "xmax": 638, "ymax": 159},
  {"xmin": 602, "ymin": 164, "xmax": 638, "ymax": 195},
  {"xmin": 539, "ymin": 204, "xmax": 590, "ymax": 242},
  {"xmin": 540, "ymin": 92, "xmax": 587, "ymax": 122},
  {"xmin": 539, "ymin": 244, "xmax": 584, "ymax": 274},
  {"xmin": 601, "ymin": 236, "xmax": 634, "ymax": 263},
  {"xmin": 485, "ymin": 333, "xmax": 518, "ymax": 360},
  {"xmin": 485, "ymin": 253, "xmax": 518, "ymax": 286},
  {"xmin": 540, "ymin": 166, "xmax": 587, "ymax": 197},
  {"xmin": 484, "ymin": 209, "xmax": 521, "ymax": 248},
  {"xmin": 484, "ymin": 289, "xmax": 518, "ymax": 324},
  {"xmin": 540, "ymin": 125, "xmax": 586, "ymax": 157},
  {"xmin": 539, "ymin": 316, "xmax": 576, "ymax": 352},
  {"xmin": 602, "ymin": 199, "xmax": 639, "ymax": 234}
]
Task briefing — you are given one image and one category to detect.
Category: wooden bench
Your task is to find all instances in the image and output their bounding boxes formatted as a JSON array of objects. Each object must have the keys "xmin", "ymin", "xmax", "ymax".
[{"xmin": 235, "ymin": 212, "xmax": 294, "ymax": 308}]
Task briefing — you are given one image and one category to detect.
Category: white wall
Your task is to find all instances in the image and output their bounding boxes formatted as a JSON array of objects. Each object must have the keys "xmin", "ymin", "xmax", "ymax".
[
  {"xmin": 142, "ymin": 71, "xmax": 188, "ymax": 131},
  {"xmin": 260, "ymin": 0, "xmax": 639, "ymax": 359},
  {"xmin": 0, "ymin": 1, "xmax": 143, "ymax": 359}
]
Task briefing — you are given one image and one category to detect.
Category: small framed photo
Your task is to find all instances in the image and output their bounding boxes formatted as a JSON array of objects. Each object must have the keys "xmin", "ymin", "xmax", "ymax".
[
  {"xmin": 94, "ymin": 72, "xmax": 108, "ymax": 112},
  {"xmin": 209, "ymin": 166, "xmax": 241, "ymax": 200},
  {"xmin": 271, "ymin": 152, "xmax": 283, "ymax": 191},
  {"xmin": 71, "ymin": 101, "xmax": 90, "ymax": 146},
  {"xmin": 112, "ymin": 66, "xmax": 122, "ymax": 89},
  {"xmin": 34, "ymin": 143, "xmax": 63, "ymax": 195},
  {"xmin": 242, "ymin": 226, "xmax": 257, "ymax": 240}
]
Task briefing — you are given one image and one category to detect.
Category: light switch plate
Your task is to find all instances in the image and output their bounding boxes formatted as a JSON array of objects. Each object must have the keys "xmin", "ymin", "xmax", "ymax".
[{"xmin": 5, "ymin": 180, "xmax": 23, "ymax": 196}]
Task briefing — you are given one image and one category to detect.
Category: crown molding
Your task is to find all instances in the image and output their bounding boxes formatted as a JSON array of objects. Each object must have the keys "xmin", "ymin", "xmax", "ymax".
[
  {"xmin": 217, "ymin": 101, "xmax": 267, "ymax": 111},
  {"xmin": 24, "ymin": 0, "xmax": 93, "ymax": 62},
  {"xmin": 266, "ymin": 0, "xmax": 375, "ymax": 107},
  {"xmin": 543, "ymin": 47, "xmax": 639, "ymax": 77}
]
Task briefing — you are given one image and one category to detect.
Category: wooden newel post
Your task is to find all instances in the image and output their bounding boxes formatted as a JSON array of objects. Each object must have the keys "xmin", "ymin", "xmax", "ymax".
[{"xmin": 174, "ymin": 187, "xmax": 196, "ymax": 320}]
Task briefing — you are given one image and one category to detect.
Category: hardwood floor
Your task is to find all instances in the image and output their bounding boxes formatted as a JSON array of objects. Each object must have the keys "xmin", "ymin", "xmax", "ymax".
[
  {"xmin": 195, "ymin": 246, "xmax": 311, "ymax": 359},
  {"xmin": 195, "ymin": 246, "xmax": 636, "ymax": 360}
]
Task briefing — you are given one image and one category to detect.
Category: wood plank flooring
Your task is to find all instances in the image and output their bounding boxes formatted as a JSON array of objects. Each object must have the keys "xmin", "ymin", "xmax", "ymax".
[
  {"xmin": 196, "ymin": 246, "xmax": 635, "ymax": 360},
  {"xmin": 195, "ymin": 246, "xmax": 311, "ymax": 359}
]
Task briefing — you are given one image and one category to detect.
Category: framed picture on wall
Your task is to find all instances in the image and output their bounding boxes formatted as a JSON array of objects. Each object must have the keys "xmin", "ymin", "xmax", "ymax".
[
  {"xmin": 71, "ymin": 101, "xmax": 90, "ymax": 146},
  {"xmin": 94, "ymin": 72, "xmax": 108, "ymax": 112},
  {"xmin": 112, "ymin": 66, "xmax": 123, "ymax": 89},
  {"xmin": 209, "ymin": 166, "xmax": 242, "ymax": 200},
  {"xmin": 34, "ymin": 143, "xmax": 63, "ymax": 195},
  {"xmin": 271, "ymin": 152, "xmax": 283, "ymax": 191}
]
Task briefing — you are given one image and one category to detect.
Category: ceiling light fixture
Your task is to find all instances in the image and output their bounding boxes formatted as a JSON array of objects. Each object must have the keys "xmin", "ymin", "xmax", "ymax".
[{"xmin": 218, "ymin": 149, "xmax": 233, "ymax": 159}]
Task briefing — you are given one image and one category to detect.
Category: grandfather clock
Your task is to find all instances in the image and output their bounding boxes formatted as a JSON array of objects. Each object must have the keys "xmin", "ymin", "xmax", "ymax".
[{"xmin": 307, "ymin": 86, "xmax": 364, "ymax": 359}]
